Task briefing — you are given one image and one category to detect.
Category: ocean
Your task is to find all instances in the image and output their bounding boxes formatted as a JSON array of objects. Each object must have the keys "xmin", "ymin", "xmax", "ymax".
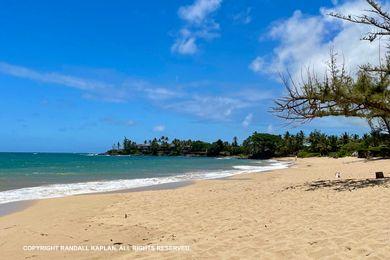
[{"xmin": 0, "ymin": 153, "xmax": 289, "ymax": 204}]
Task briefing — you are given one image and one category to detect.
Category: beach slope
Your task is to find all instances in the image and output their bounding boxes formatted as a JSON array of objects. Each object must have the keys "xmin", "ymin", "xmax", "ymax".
[{"xmin": 1, "ymin": 157, "xmax": 390, "ymax": 259}]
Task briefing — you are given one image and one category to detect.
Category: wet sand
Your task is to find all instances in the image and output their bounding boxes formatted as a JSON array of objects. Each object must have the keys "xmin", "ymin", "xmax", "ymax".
[{"xmin": 1, "ymin": 157, "xmax": 390, "ymax": 259}]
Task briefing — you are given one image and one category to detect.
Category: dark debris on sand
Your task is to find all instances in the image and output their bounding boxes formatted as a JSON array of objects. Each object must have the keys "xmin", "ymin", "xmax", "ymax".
[{"xmin": 284, "ymin": 177, "xmax": 390, "ymax": 192}]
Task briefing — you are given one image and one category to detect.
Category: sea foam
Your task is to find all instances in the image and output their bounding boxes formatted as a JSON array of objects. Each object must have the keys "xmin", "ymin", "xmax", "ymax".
[{"xmin": 0, "ymin": 160, "xmax": 289, "ymax": 205}]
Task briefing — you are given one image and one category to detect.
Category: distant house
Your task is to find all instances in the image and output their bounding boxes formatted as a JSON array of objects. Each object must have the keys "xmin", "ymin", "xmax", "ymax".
[
  {"xmin": 136, "ymin": 144, "xmax": 151, "ymax": 153},
  {"xmin": 182, "ymin": 145, "xmax": 192, "ymax": 154}
]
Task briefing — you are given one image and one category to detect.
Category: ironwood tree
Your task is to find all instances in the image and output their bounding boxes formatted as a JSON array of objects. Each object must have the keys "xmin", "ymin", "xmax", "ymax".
[{"xmin": 273, "ymin": 0, "xmax": 390, "ymax": 134}]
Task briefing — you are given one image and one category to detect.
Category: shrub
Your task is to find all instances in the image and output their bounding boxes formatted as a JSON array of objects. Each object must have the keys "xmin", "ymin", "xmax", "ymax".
[
  {"xmin": 369, "ymin": 146, "xmax": 390, "ymax": 157},
  {"xmin": 297, "ymin": 151, "xmax": 321, "ymax": 158},
  {"xmin": 328, "ymin": 151, "xmax": 348, "ymax": 158},
  {"xmin": 340, "ymin": 142, "xmax": 365, "ymax": 155},
  {"xmin": 358, "ymin": 146, "xmax": 390, "ymax": 158},
  {"xmin": 243, "ymin": 132, "xmax": 282, "ymax": 159}
]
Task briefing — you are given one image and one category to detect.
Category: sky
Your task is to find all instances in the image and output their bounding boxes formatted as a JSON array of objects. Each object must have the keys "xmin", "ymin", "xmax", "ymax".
[{"xmin": 0, "ymin": 0, "xmax": 384, "ymax": 152}]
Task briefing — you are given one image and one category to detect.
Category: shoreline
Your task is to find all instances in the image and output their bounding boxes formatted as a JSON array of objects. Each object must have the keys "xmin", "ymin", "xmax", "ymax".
[
  {"xmin": 1, "ymin": 157, "xmax": 389, "ymax": 259},
  {"xmin": 0, "ymin": 200, "xmax": 36, "ymax": 217},
  {"xmin": 0, "ymin": 181, "xmax": 194, "ymax": 217},
  {"xmin": 0, "ymin": 158, "xmax": 291, "ymax": 211},
  {"xmin": 0, "ymin": 158, "xmax": 292, "ymax": 218}
]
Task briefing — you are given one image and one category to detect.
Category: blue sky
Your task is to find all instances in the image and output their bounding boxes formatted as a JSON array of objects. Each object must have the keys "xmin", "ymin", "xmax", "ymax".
[{"xmin": 0, "ymin": 0, "xmax": 378, "ymax": 152}]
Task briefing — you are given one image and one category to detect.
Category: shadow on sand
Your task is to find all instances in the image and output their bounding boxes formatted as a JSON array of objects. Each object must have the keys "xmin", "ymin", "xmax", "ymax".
[{"xmin": 285, "ymin": 177, "xmax": 390, "ymax": 192}]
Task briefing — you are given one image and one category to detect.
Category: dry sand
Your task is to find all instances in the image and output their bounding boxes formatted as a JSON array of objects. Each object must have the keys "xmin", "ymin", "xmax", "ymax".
[{"xmin": 1, "ymin": 157, "xmax": 390, "ymax": 259}]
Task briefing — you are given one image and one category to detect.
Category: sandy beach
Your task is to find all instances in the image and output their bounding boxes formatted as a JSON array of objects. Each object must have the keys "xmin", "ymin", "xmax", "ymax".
[{"xmin": 1, "ymin": 157, "xmax": 390, "ymax": 259}]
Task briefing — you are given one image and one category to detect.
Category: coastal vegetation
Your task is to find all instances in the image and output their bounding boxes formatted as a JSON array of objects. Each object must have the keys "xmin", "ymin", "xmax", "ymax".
[
  {"xmin": 274, "ymin": 0, "xmax": 390, "ymax": 135},
  {"xmin": 270, "ymin": 0, "xmax": 389, "ymax": 160},
  {"xmin": 106, "ymin": 130, "xmax": 389, "ymax": 159},
  {"xmin": 108, "ymin": 1, "xmax": 390, "ymax": 160}
]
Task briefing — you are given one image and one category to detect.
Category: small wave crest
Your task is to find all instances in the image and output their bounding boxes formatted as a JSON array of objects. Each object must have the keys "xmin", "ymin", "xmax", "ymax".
[
  {"xmin": 0, "ymin": 160, "xmax": 290, "ymax": 205},
  {"xmin": 232, "ymin": 160, "xmax": 290, "ymax": 172}
]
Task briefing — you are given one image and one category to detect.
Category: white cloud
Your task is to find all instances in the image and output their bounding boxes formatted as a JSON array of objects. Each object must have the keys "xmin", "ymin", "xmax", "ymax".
[
  {"xmin": 0, "ymin": 62, "xmax": 112, "ymax": 91},
  {"xmin": 142, "ymin": 87, "xmax": 182, "ymax": 100},
  {"xmin": 124, "ymin": 120, "xmax": 135, "ymax": 126},
  {"xmin": 0, "ymin": 62, "xmax": 131, "ymax": 103},
  {"xmin": 249, "ymin": 0, "xmax": 389, "ymax": 130},
  {"xmin": 165, "ymin": 95, "xmax": 251, "ymax": 121},
  {"xmin": 242, "ymin": 113, "xmax": 253, "ymax": 127},
  {"xmin": 251, "ymin": 0, "xmax": 386, "ymax": 80},
  {"xmin": 153, "ymin": 125, "xmax": 165, "ymax": 132},
  {"xmin": 0, "ymin": 61, "xmax": 271, "ymax": 123},
  {"xmin": 101, "ymin": 117, "xmax": 135, "ymax": 127},
  {"xmin": 233, "ymin": 7, "xmax": 252, "ymax": 25},
  {"xmin": 248, "ymin": 56, "xmax": 264, "ymax": 73},
  {"xmin": 178, "ymin": 0, "xmax": 222, "ymax": 24},
  {"xmin": 267, "ymin": 124, "xmax": 274, "ymax": 134},
  {"xmin": 171, "ymin": 33, "xmax": 198, "ymax": 55},
  {"xmin": 310, "ymin": 116, "xmax": 369, "ymax": 129},
  {"xmin": 128, "ymin": 80, "xmax": 183, "ymax": 101},
  {"xmin": 159, "ymin": 85, "xmax": 272, "ymax": 122},
  {"xmin": 0, "ymin": 62, "xmax": 185, "ymax": 103},
  {"xmin": 172, "ymin": 0, "xmax": 222, "ymax": 55}
]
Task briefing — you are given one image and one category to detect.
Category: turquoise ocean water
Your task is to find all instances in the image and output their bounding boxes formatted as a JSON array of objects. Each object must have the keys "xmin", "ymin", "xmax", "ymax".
[{"xmin": 0, "ymin": 153, "xmax": 289, "ymax": 204}]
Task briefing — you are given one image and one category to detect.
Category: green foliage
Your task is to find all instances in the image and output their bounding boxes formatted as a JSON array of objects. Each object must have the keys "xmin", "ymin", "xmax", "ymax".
[
  {"xmin": 358, "ymin": 145, "xmax": 390, "ymax": 158},
  {"xmin": 243, "ymin": 132, "xmax": 282, "ymax": 159},
  {"xmin": 230, "ymin": 146, "xmax": 245, "ymax": 156},
  {"xmin": 190, "ymin": 141, "xmax": 210, "ymax": 154},
  {"xmin": 277, "ymin": 131, "xmax": 305, "ymax": 156},
  {"xmin": 297, "ymin": 151, "xmax": 321, "ymax": 158},
  {"xmin": 340, "ymin": 142, "xmax": 364, "ymax": 155},
  {"xmin": 106, "ymin": 130, "xmax": 389, "ymax": 159},
  {"xmin": 207, "ymin": 139, "xmax": 225, "ymax": 157},
  {"xmin": 373, "ymin": 146, "xmax": 390, "ymax": 157},
  {"xmin": 274, "ymin": 1, "xmax": 390, "ymax": 135}
]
